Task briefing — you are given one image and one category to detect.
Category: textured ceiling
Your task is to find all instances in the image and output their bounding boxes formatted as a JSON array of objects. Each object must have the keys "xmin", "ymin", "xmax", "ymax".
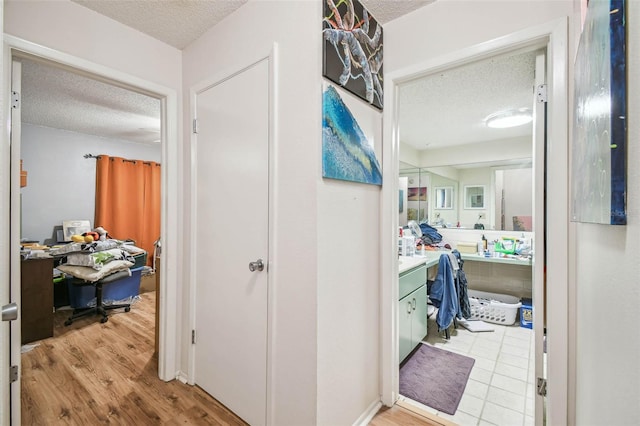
[
  {"xmin": 362, "ymin": 0, "xmax": 436, "ymax": 24},
  {"xmin": 399, "ymin": 49, "xmax": 539, "ymax": 151},
  {"xmin": 20, "ymin": 1, "xmax": 534, "ymax": 154},
  {"xmin": 71, "ymin": 1, "xmax": 435, "ymax": 49},
  {"xmin": 23, "ymin": 0, "xmax": 436, "ymax": 145},
  {"xmin": 20, "ymin": 57, "xmax": 161, "ymax": 144},
  {"xmin": 71, "ymin": 0, "xmax": 249, "ymax": 50}
]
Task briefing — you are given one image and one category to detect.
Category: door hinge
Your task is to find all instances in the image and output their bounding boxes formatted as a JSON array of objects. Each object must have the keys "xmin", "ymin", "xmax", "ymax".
[
  {"xmin": 192, "ymin": 329, "xmax": 196, "ymax": 344},
  {"xmin": 12, "ymin": 91, "xmax": 20, "ymax": 109},
  {"xmin": 537, "ymin": 377, "xmax": 547, "ymax": 397},
  {"xmin": 192, "ymin": 118, "xmax": 198, "ymax": 134},
  {"xmin": 536, "ymin": 84, "xmax": 548, "ymax": 103},
  {"xmin": 10, "ymin": 365, "xmax": 18, "ymax": 383}
]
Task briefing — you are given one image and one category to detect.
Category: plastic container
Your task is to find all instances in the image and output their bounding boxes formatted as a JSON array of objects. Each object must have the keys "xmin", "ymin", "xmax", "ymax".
[
  {"xmin": 103, "ymin": 267, "xmax": 143, "ymax": 303},
  {"xmin": 67, "ymin": 279, "xmax": 96, "ymax": 308},
  {"xmin": 53, "ymin": 275, "xmax": 70, "ymax": 308},
  {"xmin": 456, "ymin": 242, "xmax": 478, "ymax": 254},
  {"xmin": 520, "ymin": 298, "xmax": 533, "ymax": 329},
  {"xmin": 132, "ymin": 252, "xmax": 148, "ymax": 268},
  {"xmin": 401, "ymin": 235, "xmax": 415, "ymax": 256},
  {"xmin": 67, "ymin": 267, "xmax": 143, "ymax": 308},
  {"xmin": 468, "ymin": 289, "xmax": 522, "ymax": 325}
]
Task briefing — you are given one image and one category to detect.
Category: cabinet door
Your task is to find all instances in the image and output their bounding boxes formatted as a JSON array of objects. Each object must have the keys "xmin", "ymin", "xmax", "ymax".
[
  {"xmin": 411, "ymin": 284, "xmax": 428, "ymax": 346},
  {"xmin": 398, "ymin": 297, "xmax": 413, "ymax": 363}
]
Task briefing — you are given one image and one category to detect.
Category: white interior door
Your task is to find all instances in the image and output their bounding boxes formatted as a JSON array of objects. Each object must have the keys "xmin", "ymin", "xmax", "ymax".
[
  {"xmin": 532, "ymin": 51, "xmax": 547, "ymax": 426},
  {"xmin": 0, "ymin": 60, "xmax": 16, "ymax": 426},
  {"xmin": 193, "ymin": 58, "xmax": 270, "ymax": 426},
  {"xmin": 3, "ymin": 59, "xmax": 23, "ymax": 426}
]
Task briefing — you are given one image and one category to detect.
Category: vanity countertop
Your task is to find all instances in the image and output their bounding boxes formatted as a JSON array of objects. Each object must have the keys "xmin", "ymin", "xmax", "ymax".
[
  {"xmin": 399, "ymin": 249, "xmax": 531, "ymax": 274},
  {"xmin": 460, "ymin": 252, "xmax": 532, "ymax": 266},
  {"xmin": 399, "ymin": 251, "xmax": 441, "ymax": 274}
]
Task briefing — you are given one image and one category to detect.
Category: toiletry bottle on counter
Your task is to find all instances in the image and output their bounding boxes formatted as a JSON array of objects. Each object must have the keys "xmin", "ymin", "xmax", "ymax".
[
  {"xmin": 402, "ymin": 235, "xmax": 415, "ymax": 256},
  {"xmin": 482, "ymin": 234, "xmax": 487, "ymax": 251}
]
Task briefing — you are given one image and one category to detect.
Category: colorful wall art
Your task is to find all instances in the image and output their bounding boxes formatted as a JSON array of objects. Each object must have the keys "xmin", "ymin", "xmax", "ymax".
[
  {"xmin": 571, "ymin": 0, "xmax": 627, "ymax": 225},
  {"xmin": 322, "ymin": 83, "xmax": 382, "ymax": 185},
  {"xmin": 323, "ymin": 0, "xmax": 383, "ymax": 110}
]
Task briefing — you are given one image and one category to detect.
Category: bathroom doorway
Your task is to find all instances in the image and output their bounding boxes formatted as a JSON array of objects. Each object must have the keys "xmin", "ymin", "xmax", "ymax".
[{"xmin": 380, "ymin": 21, "xmax": 570, "ymax": 426}]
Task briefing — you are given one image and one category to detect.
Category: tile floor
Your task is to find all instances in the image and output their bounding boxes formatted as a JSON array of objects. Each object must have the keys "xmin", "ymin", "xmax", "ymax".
[{"xmin": 400, "ymin": 315, "xmax": 537, "ymax": 426}]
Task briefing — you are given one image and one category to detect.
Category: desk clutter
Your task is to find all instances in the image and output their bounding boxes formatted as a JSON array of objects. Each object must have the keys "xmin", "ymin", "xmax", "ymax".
[
  {"xmin": 49, "ymin": 233, "xmax": 147, "ymax": 324},
  {"xmin": 20, "ymin": 227, "xmax": 148, "ymax": 333}
]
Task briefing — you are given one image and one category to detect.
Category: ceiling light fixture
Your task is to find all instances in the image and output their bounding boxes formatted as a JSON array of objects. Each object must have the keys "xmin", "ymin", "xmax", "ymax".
[{"xmin": 485, "ymin": 108, "xmax": 533, "ymax": 129}]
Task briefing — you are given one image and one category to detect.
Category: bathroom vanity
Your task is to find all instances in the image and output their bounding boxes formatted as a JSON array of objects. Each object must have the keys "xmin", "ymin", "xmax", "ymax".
[{"xmin": 398, "ymin": 253, "xmax": 439, "ymax": 363}]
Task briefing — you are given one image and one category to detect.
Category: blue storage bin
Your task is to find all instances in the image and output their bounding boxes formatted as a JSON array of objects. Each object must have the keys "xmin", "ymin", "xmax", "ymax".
[
  {"xmin": 67, "ymin": 267, "xmax": 143, "ymax": 307},
  {"xmin": 103, "ymin": 267, "xmax": 142, "ymax": 302},
  {"xmin": 67, "ymin": 278, "xmax": 96, "ymax": 308}
]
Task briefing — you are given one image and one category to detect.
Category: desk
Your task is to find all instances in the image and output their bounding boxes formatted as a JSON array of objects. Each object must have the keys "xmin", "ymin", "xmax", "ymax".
[{"xmin": 21, "ymin": 257, "xmax": 54, "ymax": 344}]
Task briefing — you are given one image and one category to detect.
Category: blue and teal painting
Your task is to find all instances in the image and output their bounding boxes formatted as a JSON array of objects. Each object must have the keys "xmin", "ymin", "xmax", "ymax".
[{"xmin": 322, "ymin": 85, "xmax": 382, "ymax": 185}]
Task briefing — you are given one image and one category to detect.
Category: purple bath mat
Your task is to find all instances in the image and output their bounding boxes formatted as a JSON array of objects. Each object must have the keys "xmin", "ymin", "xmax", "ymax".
[{"xmin": 399, "ymin": 343, "xmax": 475, "ymax": 415}]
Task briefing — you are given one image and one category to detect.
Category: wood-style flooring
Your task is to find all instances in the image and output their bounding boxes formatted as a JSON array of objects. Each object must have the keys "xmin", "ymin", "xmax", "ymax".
[
  {"xmin": 21, "ymin": 290, "xmax": 445, "ymax": 425},
  {"xmin": 369, "ymin": 404, "xmax": 447, "ymax": 426},
  {"xmin": 21, "ymin": 291, "xmax": 246, "ymax": 425}
]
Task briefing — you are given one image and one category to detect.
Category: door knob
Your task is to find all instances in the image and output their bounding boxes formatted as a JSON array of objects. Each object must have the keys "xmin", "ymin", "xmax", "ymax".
[
  {"xmin": 2, "ymin": 302, "xmax": 18, "ymax": 321},
  {"xmin": 249, "ymin": 259, "xmax": 264, "ymax": 272}
]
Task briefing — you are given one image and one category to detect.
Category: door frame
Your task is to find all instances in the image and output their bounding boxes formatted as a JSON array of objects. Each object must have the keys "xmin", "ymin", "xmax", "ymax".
[
  {"xmin": 380, "ymin": 18, "xmax": 570, "ymax": 425},
  {"xmin": 187, "ymin": 44, "xmax": 278, "ymax": 424},
  {"xmin": 1, "ymin": 34, "xmax": 181, "ymax": 423}
]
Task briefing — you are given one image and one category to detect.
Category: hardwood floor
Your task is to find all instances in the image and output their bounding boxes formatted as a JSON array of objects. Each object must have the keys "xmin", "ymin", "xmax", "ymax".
[
  {"xmin": 370, "ymin": 398, "xmax": 458, "ymax": 426},
  {"xmin": 21, "ymin": 291, "xmax": 247, "ymax": 425},
  {"xmin": 369, "ymin": 405, "xmax": 446, "ymax": 426},
  {"xmin": 21, "ymin": 290, "xmax": 450, "ymax": 425}
]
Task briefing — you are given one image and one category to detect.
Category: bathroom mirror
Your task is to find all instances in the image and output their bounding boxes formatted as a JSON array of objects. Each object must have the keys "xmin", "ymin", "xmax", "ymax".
[
  {"xmin": 400, "ymin": 165, "xmax": 460, "ymax": 227},
  {"xmin": 464, "ymin": 185, "xmax": 486, "ymax": 209},
  {"xmin": 434, "ymin": 186, "xmax": 453, "ymax": 209},
  {"xmin": 397, "ymin": 48, "xmax": 540, "ymax": 230},
  {"xmin": 399, "ymin": 167, "xmax": 429, "ymax": 226}
]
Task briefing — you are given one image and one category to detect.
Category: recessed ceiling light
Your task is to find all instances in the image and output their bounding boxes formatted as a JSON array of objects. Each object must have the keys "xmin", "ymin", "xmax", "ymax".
[{"xmin": 485, "ymin": 109, "xmax": 532, "ymax": 129}]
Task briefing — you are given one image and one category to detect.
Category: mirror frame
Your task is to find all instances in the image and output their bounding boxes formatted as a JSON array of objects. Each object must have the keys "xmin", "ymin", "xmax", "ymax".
[
  {"xmin": 434, "ymin": 186, "xmax": 453, "ymax": 210},
  {"xmin": 464, "ymin": 185, "xmax": 486, "ymax": 209}
]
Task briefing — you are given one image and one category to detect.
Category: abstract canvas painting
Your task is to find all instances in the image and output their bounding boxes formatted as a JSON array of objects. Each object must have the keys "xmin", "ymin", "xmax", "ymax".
[
  {"xmin": 322, "ymin": 83, "xmax": 382, "ymax": 185},
  {"xmin": 571, "ymin": 0, "xmax": 626, "ymax": 225},
  {"xmin": 323, "ymin": 0, "xmax": 383, "ymax": 110}
]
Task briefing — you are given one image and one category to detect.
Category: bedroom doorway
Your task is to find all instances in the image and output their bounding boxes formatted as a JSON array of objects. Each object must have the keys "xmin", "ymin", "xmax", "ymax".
[{"xmin": 4, "ymin": 37, "xmax": 179, "ymax": 423}]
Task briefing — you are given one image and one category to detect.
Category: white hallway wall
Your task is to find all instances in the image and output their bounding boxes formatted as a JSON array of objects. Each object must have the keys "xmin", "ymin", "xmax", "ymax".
[
  {"xmin": 21, "ymin": 124, "xmax": 161, "ymax": 243},
  {"xmin": 183, "ymin": 1, "xmax": 382, "ymax": 424},
  {"xmin": 182, "ymin": 1, "xmax": 321, "ymax": 424}
]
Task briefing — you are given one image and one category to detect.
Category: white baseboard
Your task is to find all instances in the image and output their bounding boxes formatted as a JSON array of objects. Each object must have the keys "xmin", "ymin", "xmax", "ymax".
[
  {"xmin": 175, "ymin": 371, "xmax": 189, "ymax": 384},
  {"xmin": 353, "ymin": 399, "xmax": 383, "ymax": 426}
]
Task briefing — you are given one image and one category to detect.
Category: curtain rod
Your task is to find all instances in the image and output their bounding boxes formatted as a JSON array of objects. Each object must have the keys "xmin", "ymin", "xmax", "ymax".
[{"xmin": 84, "ymin": 153, "xmax": 159, "ymax": 166}]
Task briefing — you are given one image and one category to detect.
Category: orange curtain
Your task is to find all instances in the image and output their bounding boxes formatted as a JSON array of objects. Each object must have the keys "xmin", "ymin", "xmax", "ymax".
[{"xmin": 95, "ymin": 155, "xmax": 161, "ymax": 265}]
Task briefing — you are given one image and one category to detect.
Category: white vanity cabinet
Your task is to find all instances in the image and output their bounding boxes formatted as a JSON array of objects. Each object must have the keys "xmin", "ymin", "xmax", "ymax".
[{"xmin": 398, "ymin": 263, "xmax": 427, "ymax": 363}]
